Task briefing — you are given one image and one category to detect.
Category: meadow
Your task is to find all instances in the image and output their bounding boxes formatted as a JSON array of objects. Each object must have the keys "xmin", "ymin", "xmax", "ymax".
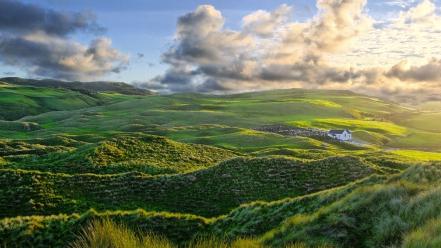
[{"xmin": 1, "ymin": 78, "xmax": 441, "ymax": 247}]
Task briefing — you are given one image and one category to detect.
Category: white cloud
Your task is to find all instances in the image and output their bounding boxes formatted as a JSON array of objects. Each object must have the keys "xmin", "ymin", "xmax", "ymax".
[{"xmin": 149, "ymin": 0, "xmax": 441, "ymax": 101}]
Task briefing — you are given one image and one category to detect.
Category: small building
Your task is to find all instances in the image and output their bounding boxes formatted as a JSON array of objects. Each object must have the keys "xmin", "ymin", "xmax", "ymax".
[{"xmin": 328, "ymin": 129, "xmax": 352, "ymax": 141}]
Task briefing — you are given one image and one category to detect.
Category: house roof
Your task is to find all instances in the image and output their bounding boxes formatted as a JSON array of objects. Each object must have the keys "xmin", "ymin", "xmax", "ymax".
[{"xmin": 328, "ymin": 129, "xmax": 351, "ymax": 135}]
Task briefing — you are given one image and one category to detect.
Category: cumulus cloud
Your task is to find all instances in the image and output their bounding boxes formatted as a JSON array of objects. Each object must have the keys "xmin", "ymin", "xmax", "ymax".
[
  {"xmin": 0, "ymin": 0, "xmax": 127, "ymax": 80},
  {"xmin": 152, "ymin": 0, "xmax": 372, "ymax": 93},
  {"xmin": 242, "ymin": 4, "xmax": 292, "ymax": 37},
  {"xmin": 149, "ymin": 0, "xmax": 441, "ymax": 101}
]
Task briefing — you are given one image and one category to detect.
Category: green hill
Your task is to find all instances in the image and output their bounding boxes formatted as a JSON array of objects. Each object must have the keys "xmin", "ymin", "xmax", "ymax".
[
  {"xmin": 1, "ymin": 86, "xmax": 441, "ymax": 248},
  {"xmin": 1, "ymin": 163, "xmax": 440, "ymax": 248},
  {"xmin": 0, "ymin": 209, "xmax": 208, "ymax": 248},
  {"xmin": 4, "ymin": 134, "xmax": 236, "ymax": 175},
  {"xmin": 261, "ymin": 164, "xmax": 441, "ymax": 247},
  {"xmin": 0, "ymin": 77, "xmax": 151, "ymax": 96},
  {"xmin": 0, "ymin": 156, "xmax": 377, "ymax": 218},
  {"xmin": 2, "ymin": 87, "xmax": 438, "ymax": 151},
  {"xmin": 0, "ymin": 82, "xmax": 141, "ymax": 121}
]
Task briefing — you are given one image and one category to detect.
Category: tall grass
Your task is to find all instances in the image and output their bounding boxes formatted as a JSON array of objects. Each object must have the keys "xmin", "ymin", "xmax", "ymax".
[
  {"xmin": 70, "ymin": 219, "xmax": 336, "ymax": 248},
  {"xmin": 70, "ymin": 219, "xmax": 174, "ymax": 248},
  {"xmin": 188, "ymin": 236, "xmax": 262, "ymax": 248},
  {"xmin": 71, "ymin": 219, "xmax": 260, "ymax": 248},
  {"xmin": 403, "ymin": 217, "xmax": 441, "ymax": 248}
]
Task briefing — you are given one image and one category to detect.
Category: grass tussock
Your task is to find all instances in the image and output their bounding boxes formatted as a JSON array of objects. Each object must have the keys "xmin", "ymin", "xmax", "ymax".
[
  {"xmin": 71, "ymin": 219, "xmax": 264, "ymax": 248},
  {"xmin": 70, "ymin": 219, "xmax": 174, "ymax": 248},
  {"xmin": 71, "ymin": 219, "xmax": 336, "ymax": 248},
  {"xmin": 403, "ymin": 217, "xmax": 441, "ymax": 248}
]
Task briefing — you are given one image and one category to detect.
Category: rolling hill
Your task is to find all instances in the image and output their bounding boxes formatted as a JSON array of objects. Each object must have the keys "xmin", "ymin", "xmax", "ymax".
[
  {"xmin": 1, "ymin": 163, "xmax": 440, "ymax": 248},
  {"xmin": 0, "ymin": 77, "xmax": 151, "ymax": 96},
  {"xmin": 3, "ymin": 134, "xmax": 237, "ymax": 174},
  {"xmin": 1, "ymin": 86, "xmax": 438, "ymax": 151},
  {"xmin": 1, "ymin": 80, "xmax": 441, "ymax": 248},
  {"xmin": 0, "ymin": 81, "xmax": 143, "ymax": 121},
  {"xmin": 0, "ymin": 156, "xmax": 377, "ymax": 218}
]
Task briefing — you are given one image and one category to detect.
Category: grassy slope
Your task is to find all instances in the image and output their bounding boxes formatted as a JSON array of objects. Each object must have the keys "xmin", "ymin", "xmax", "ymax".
[
  {"xmin": 1, "ymin": 163, "xmax": 441, "ymax": 248},
  {"xmin": 259, "ymin": 164, "xmax": 441, "ymax": 247},
  {"xmin": 0, "ymin": 77, "xmax": 151, "ymax": 96},
  {"xmin": 0, "ymin": 156, "xmax": 377, "ymax": 218},
  {"xmin": 4, "ymin": 88, "xmax": 434, "ymax": 151},
  {"xmin": 2, "ymin": 87, "xmax": 440, "ymax": 152},
  {"xmin": 3, "ymin": 134, "xmax": 236, "ymax": 175},
  {"xmin": 0, "ymin": 209, "xmax": 208, "ymax": 248},
  {"xmin": 0, "ymin": 83, "xmax": 139, "ymax": 121},
  {"xmin": 1, "ymin": 87, "xmax": 441, "ymax": 247}
]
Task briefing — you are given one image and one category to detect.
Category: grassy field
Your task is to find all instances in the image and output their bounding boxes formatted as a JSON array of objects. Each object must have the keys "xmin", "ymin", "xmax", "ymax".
[
  {"xmin": 1, "ymin": 82, "xmax": 441, "ymax": 247},
  {"xmin": 2, "ymin": 87, "xmax": 435, "ymax": 151},
  {"xmin": 0, "ymin": 82, "xmax": 140, "ymax": 121}
]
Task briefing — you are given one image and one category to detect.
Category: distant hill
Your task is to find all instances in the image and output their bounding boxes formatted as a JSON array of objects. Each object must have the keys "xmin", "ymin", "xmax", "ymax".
[
  {"xmin": 0, "ymin": 82, "xmax": 145, "ymax": 121},
  {"xmin": 0, "ymin": 77, "xmax": 152, "ymax": 96}
]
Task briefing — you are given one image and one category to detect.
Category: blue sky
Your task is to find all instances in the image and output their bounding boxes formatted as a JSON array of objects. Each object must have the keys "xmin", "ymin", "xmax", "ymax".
[
  {"xmin": 3, "ymin": 0, "xmax": 420, "ymax": 82},
  {"xmin": 2, "ymin": 0, "xmax": 441, "ymax": 101}
]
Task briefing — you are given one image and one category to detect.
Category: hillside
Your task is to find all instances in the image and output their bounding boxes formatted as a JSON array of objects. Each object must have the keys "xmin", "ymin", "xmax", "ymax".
[
  {"xmin": 1, "ymin": 86, "xmax": 441, "ymax": 248},
  {"xmin": 0, "ymin": 88, "xmax": 438, "ymax": 151},
  {"xmin": 3, "ymin": 134, "xmax": 236, "ymax": 174},
  {"xmin": 0, "ymin": 77, "xmax": 151, "ymax": 96},
  {"xmin": 0, "ymin": 156, "xmax": 377, "ymax": 218},
  {"xmin": 1, "ymin": 163, "xmax": 440, "ymax": 248},
  {"xmin": 0, "ymin": 82, "xmax": 142, "ymax": 121}
]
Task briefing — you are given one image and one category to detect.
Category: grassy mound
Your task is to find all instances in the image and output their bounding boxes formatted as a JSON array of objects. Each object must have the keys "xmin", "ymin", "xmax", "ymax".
[
  {"xmin": 260, "ymin": 164, "xmax": 441, "ymax": 248},
  {"xmin": 1, "ymin": 164, "xmax": 439, "ymax": 248},
  {"xmin": 0, "ymin": 135, "xmax": 83, "ymax": 157},
  {"xmin": 0, "ymin": 156, "xmax": 377, "ymax": 218},
  {"xmin": 0, "ymin": 209, "xmax": 207, "ymax": 248},
  {"xmin": 5, "ymin": 134, "xmax": 236, "ymax": 174},
  {"xmin": 211, "ymin": 175, "xmax": 386, "ymax": 239}
]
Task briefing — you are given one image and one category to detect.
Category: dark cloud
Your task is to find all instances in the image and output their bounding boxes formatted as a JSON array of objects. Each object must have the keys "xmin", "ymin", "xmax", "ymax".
[
  {"xmin": 0, "ymin": 0, "xmax": 104, "ymax": 36},
  {"xmin": 386, "ymin": 59, "xmax": 441, "ymax": 82},
  {"xmin": 0, "ymin": 35, "xmax": 127, "ymax": 80},
  {"xmin": 0, "ymin": 0, "xmax": 126, "ymax": 80}
]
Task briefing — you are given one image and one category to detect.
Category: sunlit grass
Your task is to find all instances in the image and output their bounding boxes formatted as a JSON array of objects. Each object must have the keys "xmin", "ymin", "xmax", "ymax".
[
  {"xmin": 403, "ymin": 218, "xmax": 441, "ymax": 248},
  {"xmin": 290, "ymin": 118, "xmax": 408, "ymax": 136},
  {"xmin": 70, "ymin": 219, "xmax": 174, "ymax": 248},
  {"xmin": 390, "ymin": 150, "xmax": 441, "ymax": 161}
]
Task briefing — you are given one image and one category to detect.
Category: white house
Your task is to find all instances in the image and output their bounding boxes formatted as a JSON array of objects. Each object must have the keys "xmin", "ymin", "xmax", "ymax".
[{"xmin": 328, "ymin": 129, "xmax": 352, "ymax": 141}]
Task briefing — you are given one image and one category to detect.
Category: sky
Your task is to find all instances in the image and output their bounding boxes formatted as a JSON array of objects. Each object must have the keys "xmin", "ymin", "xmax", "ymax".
[{"xmin": 1, "ymin": 0, "xmax": 441, "ymax": 101}]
